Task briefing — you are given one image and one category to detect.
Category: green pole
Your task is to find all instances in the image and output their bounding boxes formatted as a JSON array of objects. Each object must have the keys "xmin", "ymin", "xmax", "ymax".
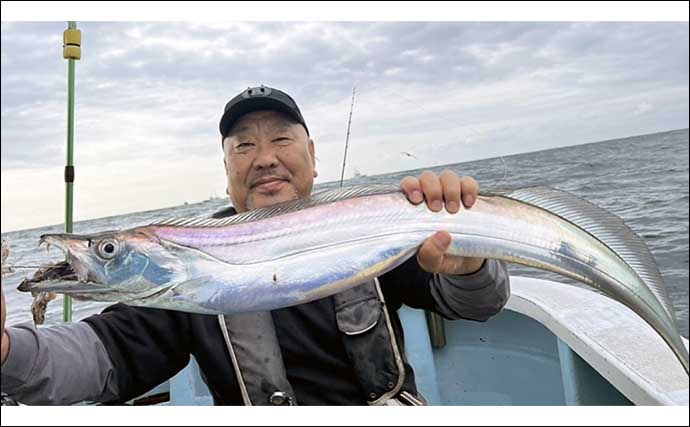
[{"xmin": 63, "ymin": 21, "xmax": 80, "ymax": 323}]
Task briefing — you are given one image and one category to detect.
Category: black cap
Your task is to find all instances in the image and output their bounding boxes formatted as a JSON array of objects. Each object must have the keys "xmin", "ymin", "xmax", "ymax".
[{"xmin": 219, "ymin": 85, "xmax": 309, "ymax": 140}]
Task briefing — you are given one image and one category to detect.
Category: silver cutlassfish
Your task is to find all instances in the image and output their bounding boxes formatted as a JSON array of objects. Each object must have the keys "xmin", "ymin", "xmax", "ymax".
[{"xmin": 17, "ymin": 185, "xmax": 689, "ymax": 374}]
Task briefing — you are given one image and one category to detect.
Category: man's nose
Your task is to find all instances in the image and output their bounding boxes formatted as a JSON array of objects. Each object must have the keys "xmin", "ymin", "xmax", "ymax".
[{"xmin": 253, "ymin": 143, "xmax": 280, "ymax": 170}]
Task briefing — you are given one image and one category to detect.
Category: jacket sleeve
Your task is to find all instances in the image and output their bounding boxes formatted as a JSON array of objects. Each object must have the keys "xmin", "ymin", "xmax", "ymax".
[
  {"xmin": 83, "ymin": 304, "xmax": 193, "ymax": 404},
  {"xmin": 1, "ymin": 304, "xmax": 192, "ymax": 405},
  {"xmin": 379, "ymin": 257, "xmax": 511, "ymax": 322},
  {"xmin": 1, "ymin": 321, "xmax": 119, "ymax": 405}
]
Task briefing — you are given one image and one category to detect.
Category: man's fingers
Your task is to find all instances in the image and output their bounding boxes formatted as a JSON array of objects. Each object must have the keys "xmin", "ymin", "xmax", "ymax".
[
  {"xmin": 419, "ymin": 171, "xmax": 444, "ymax": 212},
  {"xmin": 460, "ymin": 176, "xmax": 480, "ymax": 208},
  {"xmin": 402, "ymin": 171, "xmax": 480, "ymax": 213},
  {"xmin": 440, "ymin": 170, "xmax": 462, "ymax": 214},
  {"xmin": 400, "ymin": 176, "xmax": 423, "ymax": 204},
  {"xmin": 417, "ymin": 231, "xmax": 451, "ymax": 273}
]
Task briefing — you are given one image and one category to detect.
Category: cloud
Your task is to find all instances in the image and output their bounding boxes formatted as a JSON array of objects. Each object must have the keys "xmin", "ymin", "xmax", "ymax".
[{"xmin": 1, "ymin": 21, "xmax": 688, "ymax": 231}]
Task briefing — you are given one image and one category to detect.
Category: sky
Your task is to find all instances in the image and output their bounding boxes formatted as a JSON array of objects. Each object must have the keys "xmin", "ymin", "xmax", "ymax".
[{"xmin": 1, "ymin": 6, "xmax": 689, "ymax": 232}]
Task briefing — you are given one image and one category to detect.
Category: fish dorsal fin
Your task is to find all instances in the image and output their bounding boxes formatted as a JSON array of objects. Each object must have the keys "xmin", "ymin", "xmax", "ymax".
[
  {"xmin": 151, "ymin": 184, "xmax": 400, "ymax": 229},
  {"xmin": 501, "ymin": 187, "xmax": 676, "ymax": 322}
]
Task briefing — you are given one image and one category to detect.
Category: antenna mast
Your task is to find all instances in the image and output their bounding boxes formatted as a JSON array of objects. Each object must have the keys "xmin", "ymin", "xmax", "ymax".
[{"xmin": 339, "ymin": 87, "xmax": 356, "ymax": 187}]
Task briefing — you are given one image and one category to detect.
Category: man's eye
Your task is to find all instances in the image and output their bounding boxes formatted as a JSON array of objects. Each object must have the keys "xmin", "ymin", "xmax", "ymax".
[
  {"xmin": 235, "ymin": 143, "xmax": 254, "ymax": 151},
  {"xmin": 273, "ymin": 137, "xmax": 291, "ymax": 144}
]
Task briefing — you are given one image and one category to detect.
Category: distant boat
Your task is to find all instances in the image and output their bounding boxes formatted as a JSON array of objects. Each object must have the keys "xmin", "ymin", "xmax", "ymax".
[
  {"xmin": 204, "ymin": 195, "xmax": 223, "ymax": 203},
  {"xmin": 352, "ymin": 168, "xmax": 366, "ymax": 179}
]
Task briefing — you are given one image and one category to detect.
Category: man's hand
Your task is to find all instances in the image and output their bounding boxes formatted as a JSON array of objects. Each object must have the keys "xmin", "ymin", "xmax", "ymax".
[{"xmin": 400, "ymin": 170, "xmax": 486, "ymax": 276}]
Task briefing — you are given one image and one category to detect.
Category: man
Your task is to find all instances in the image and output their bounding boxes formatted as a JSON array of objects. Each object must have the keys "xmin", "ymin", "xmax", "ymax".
[{"xmin": 1, "ymin": 86, "xmax": 510, "ymax": 406}]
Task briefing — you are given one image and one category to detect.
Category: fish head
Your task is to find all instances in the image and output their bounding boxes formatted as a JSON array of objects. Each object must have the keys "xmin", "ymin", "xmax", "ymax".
[{"xmin": 17, "ymin": 228, "xmax": 189, "ymax": 301}]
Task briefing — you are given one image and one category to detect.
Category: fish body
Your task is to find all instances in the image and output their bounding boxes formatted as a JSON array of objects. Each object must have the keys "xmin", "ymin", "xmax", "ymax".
[{"xmin": 18, "ymin": 185, "xmax": 689, "ymax": 374}]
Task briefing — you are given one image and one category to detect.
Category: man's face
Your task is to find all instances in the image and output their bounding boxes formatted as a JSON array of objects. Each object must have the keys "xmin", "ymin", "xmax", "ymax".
[{"xmin": 223, "ymin": 110, "xmax": 316, "ymax": 213}]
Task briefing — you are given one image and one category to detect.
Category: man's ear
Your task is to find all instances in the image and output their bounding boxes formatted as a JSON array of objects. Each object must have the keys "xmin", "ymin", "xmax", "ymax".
[
  {"xmin": 222, "ymin": 146, "xmax": 230, "ymax": 195},
  {"xmin": 309, "ymin": 139, "xmax": 317, "ymax": 177}
]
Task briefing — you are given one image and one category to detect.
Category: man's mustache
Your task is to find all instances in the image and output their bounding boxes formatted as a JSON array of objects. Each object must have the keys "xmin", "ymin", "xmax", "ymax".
[{"xmin": 248, "ymin": 170, "xmax": 293, "ymax": 188}]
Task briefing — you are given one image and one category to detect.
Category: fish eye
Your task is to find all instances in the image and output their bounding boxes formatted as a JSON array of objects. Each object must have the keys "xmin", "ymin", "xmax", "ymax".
[{"xmin": 97, "ymin": 239, "xmax": 120, "ymax": 260}]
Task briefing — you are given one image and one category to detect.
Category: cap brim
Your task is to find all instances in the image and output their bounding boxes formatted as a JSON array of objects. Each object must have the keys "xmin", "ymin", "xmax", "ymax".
[{"xmin": 219, "ymin": 97, "xmax": 306, "ymax": 138}]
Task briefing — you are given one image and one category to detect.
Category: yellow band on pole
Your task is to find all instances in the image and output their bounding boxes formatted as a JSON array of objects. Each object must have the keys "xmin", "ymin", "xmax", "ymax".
[{"xmin": 63, "ymin": 28, "xmax": 81, "ymax": 60}]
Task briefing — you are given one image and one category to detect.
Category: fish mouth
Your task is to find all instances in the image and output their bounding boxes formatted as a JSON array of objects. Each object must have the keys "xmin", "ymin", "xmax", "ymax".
[{"xmin": 17, "ymin": 235, "xmax": 110, "ymax": 295}]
